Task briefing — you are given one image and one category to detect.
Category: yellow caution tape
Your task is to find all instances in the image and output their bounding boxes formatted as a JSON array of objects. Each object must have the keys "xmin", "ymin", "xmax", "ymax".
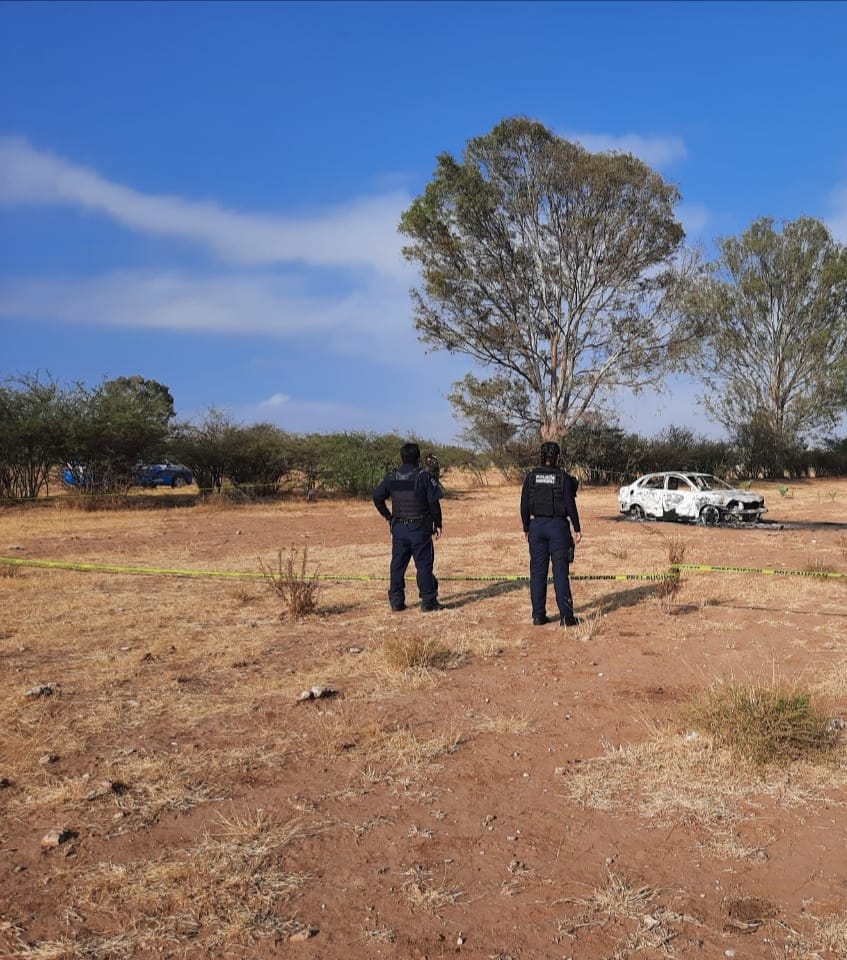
[
  {"xmin": 0, "ymin": 556, "xmax": 673, "ymax": 582},
  {"xmin": 673, "ymin": 562, "xmax": 845, "ymax": 580},
  {"xmin": 2, "ymin": 556, "xmax": 843, "ymax": 582}
]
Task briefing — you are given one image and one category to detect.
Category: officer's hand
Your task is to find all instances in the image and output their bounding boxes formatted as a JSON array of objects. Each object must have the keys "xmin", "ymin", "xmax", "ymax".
[
  {"xmin": 434, "ymin": 527, "xmax": 442, "ymax": 540},
  {"xmin": 574, "ymin": 531, "xmax": 582, "ymax": 544},
  {"xmin": 523, "ymin": 532, "xmax": 529, "ymax": 541}
]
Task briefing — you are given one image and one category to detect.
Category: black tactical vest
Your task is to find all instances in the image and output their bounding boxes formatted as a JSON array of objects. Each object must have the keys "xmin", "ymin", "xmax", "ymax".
[
  {"xmin": 528, "ymin": 468, "xmax": 565, "ymax": 517},
  {"xmin": 388, "ymin": 467, "xmax": 429, "ymax": 519}
]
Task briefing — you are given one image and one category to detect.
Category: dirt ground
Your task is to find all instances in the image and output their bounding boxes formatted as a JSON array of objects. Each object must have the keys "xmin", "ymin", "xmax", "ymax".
[{"xmin": 1, "ymin": 476, "xmax": 846, "ymax": 959}]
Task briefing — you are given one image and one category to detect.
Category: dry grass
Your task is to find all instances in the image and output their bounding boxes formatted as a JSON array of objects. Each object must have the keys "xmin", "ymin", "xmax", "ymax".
[
  {"xmin": 476, "ymin": 711, "xmax": 534, "ymax": 735},
  {"xmin": 784, "ymin": 912, "xmax": 847, "ymax": 959},
  {"xmin": 567, "ymin": 871, "xmax": 655, "ymax": 922},
  {"xmin": 69, "ymin": 809, "xmax": 308, "ymax": 948},
  {"xmin": 379, "ymin": 634, "xmax": 462, "ymax": 671},
  {"xmin": 561, "ymin": 728, "xmax": 847, "ymax": 831},
  {"xmin": 400, "ymin": 864, "xmax": 463, "ymax": 912}
]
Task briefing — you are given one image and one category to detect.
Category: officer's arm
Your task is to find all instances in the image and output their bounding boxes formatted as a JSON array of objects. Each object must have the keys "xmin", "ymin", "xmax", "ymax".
[
  {"xmin": 520, "ymin": 475, "xmax": 532, "ymax": 533},
  {"xmin": 566, "ymin": 480, "xmax": 582, "ymax": 540},
  {"xmin": 372, "ymin": 479, "xmax": 392, "ymax": 522},
  {"xmin": 426, "ymin": 479, "xmax": 443, "ymax": 534}
]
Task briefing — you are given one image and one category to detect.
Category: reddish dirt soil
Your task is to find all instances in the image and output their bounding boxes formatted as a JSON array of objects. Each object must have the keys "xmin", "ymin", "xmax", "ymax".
[{"xmin": 1, "ymin": 477, "xmax": 846, "ymax": 959}]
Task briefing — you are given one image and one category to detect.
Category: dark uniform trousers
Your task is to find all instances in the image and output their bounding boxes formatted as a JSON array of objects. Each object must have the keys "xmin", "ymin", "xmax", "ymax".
[
  {"xmin": 389, "ymin": 521, "xmax": 438, "ymax": 609},
  {"xmin": 528, "ymin": 516, "xmax": 574, "ymax": 621}
]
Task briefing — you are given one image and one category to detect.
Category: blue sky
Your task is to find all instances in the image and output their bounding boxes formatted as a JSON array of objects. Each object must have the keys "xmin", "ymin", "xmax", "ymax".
[{"xmin": 2, "ymin": 0, "xmax": 846, "ymax": 444}]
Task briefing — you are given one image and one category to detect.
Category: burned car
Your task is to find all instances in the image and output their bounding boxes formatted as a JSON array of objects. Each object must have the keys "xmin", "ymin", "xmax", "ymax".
[{"xmin": 618, "ymin": 472, "xmax": 767, "ymax": 525}]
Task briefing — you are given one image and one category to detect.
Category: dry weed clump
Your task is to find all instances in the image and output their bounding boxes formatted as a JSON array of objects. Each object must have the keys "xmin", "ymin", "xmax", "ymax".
[
  {"xmin": 685, "ymin": 680, "xmax": 839, "ymax": 767},
  {"xmin": 567, "ymin": 870, "xmax": 655, "ymax": 922},
  {"xmin": 664, "ymin": 534, "xmax": 688, "ymax": 566},
  {"xmin": 653, "ymin": 572, "xmax": 683, "ymax": 612},
  {"xmin": 400, "ymin": 864, "xmax": 463, "ymax": 912},
  {"xmin": 380, "ymin": 635, "xmax": 461, "ymax": 672},
  {"xmin": 260, "ymin": 546, "xmax": 321, "ymax": 619}
]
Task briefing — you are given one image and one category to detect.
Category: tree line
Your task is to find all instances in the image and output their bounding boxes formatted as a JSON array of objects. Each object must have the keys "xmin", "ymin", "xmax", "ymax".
[
  {"xmin": 2, "ymin": 372, "xmax": 846, "ymax": 503},
  {"xmin": 0, "ymin": 374, "xmax": 474, "ymax": 500}
]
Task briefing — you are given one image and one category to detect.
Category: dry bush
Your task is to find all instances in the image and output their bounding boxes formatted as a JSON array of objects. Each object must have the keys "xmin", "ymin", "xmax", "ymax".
[
  {"xmin": 260, "ymin": 546, "xmax": 321, "ymax": 619},
  {"xmin": 685, "ymin": 680, "xmax": 839, "ymax": 767},
  {"xmin": 380, "ymin": 635, "xmax": 460, "ymax": 671},
  {"xmin": 664, "ymin": 535, "xmax": 688, "ymax": 566},
  {"xmin": 653, "ymin": 572, "xmax": 682, "ymax": 612},
  {"xmin": 0, "ymin": 562, "xmax": 19, "ymax": 578}
]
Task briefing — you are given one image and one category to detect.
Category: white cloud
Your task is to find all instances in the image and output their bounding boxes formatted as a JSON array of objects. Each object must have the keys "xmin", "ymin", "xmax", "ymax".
[
  {"xmin": 828, "ymin": 182, "xmax": 847, "ymax": 242},
  {"xmin": 259, "ymin": 393, "xmax": 291, "ymax": 408},
  {"xmin": 0, "ymin": 267, "xmax": 422, "ymax": 362},
  {"xmin": 564, "ymin": 130, "xmax": 687, "ymax": 168},
  {"xmin": 0, "ymin": 137, "xmax": 409, "ymax": 277}
]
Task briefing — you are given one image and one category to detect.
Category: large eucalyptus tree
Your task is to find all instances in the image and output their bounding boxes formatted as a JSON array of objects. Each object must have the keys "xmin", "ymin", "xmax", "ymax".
[
  {"xmin": 690, "ymin": 216, "xmax": 847, "ymax": 452},
  {"xmin": 400, "ymin": 117, "xmax": 699, "ymax": 441}
]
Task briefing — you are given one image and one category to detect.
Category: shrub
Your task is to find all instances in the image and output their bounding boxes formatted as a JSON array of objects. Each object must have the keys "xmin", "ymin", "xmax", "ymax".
[
  {"xmin": 260, "ymin": 547, "xmax": 321, "ymax": 619},
  {"xmin": 685, "ymin": 681, "xmax": 838, "ymax": 766}
]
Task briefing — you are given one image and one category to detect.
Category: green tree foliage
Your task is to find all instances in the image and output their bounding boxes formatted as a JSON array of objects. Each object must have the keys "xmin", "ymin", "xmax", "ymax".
[
  {"xmin": 169, "ymin": 408, "xmax": 234, "ymax": 492},
  {"xmin": 400, "ymin": 116, "xmax": 699, "ymax": 441},
  {"xmin": 310, "ymin": 433, "xmax": 402, "ymax": 498},
  {"xmin": 67, "ymin": 376, "xmax": 177, "ymax": 490},
  {"xmin": 689, "ymin": 217, "xmax": 847, "ymax": 462},
  {"xmin": 225, "ymin": 423, "xmax": 296, "ymax": 496},
  {"xmin": 0, "ymin": 374, "xmax": 77, "ymax": 499},
  {"xmin": 562, "ymin": 416, "xmax": 642, "ymax": 484},
  {"xmin": 640, "ymin": 425, "xmax": 734, "ymax": 478}
]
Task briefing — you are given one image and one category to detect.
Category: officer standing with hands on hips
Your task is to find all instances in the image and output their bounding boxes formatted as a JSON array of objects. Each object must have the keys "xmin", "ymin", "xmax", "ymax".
[
  {"xmin": 373, "ymin": 442, "xmax": 443, "ymax": 612},
  {"xmin": 520, "ymin": 441, "xmax": 582, "ymax": 627}
]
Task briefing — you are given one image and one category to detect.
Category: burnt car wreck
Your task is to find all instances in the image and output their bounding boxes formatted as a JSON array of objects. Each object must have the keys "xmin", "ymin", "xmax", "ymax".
[{"xmin": 618, "ymin": 472, "xmax": 767, "ymax": 526}]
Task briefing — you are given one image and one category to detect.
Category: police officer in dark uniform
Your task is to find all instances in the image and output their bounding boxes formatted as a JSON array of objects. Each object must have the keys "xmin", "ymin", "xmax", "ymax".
[
  {"xmin": 373, "ymin": 442, "xmax": 443, "ymax": 612},
  {"xmin": 520, "ymin": 441, "xmax": 582, "ymax": 626}
]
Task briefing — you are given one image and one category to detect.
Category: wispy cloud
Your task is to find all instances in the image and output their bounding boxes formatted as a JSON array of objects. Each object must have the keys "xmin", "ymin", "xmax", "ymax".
[
  {"xmin": 0, "ymin": 137, "xmax": 409, "ymax": 276},
  {"xmin": 0, "ymin": 268, "xmax": 418, "ymax": 361},
  {"xmin": 563, "ymin": 130, "xmax": 687, "ymax": 168}
]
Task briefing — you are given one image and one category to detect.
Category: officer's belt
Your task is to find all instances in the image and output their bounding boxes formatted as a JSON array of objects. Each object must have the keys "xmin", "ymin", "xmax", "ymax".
[{"xmin": 394, "ymin": 516, "xmax": 426, "ymax": 525}]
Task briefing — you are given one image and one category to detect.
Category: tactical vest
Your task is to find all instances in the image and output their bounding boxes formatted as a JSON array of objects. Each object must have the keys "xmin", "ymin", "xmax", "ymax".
[
  {"xmin": 528, "ymin": 468, "xmax": 566, "ymax": 517},
  {"xmin": 388, "ymin": 467, "xmax": 429, "ymax": 520}
]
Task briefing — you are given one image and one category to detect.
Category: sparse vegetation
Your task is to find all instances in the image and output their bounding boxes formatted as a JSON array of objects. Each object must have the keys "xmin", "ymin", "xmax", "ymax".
[{"xmin": 685, "ymin": 680, "xmax": 839, "ymax": 766}]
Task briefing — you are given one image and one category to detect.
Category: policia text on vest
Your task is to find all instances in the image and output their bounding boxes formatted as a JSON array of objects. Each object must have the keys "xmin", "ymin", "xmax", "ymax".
[
  {"xmin": 520, "ymin": 443, "xmax": 582, "ymax": 627},
  {"xmin": 373, "ymin": 443, "xmax": 443, "ymax": 613}
]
